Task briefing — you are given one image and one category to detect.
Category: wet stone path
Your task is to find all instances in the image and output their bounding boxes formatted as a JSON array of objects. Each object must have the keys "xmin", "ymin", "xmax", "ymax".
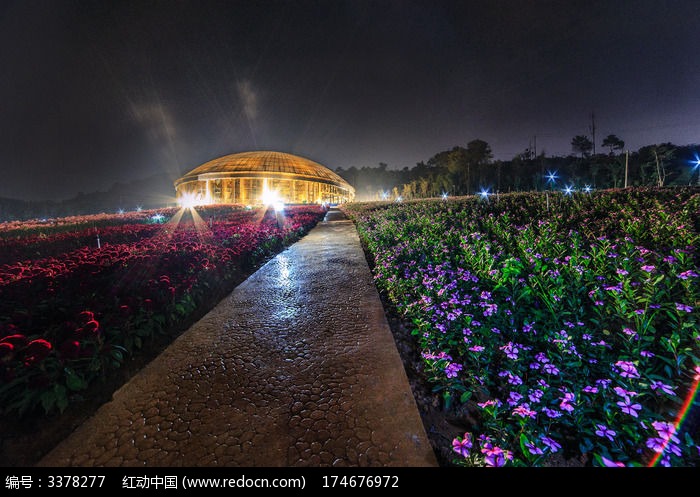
[{"xmin": 38, "ymin": 209, "xmax": 438, "ymax": 467}]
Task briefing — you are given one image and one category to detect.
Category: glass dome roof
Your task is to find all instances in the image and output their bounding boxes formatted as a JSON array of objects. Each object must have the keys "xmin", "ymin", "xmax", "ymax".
[{"xmin": 176, "ymin": 151, "xmax": 353, "ymax": 190}]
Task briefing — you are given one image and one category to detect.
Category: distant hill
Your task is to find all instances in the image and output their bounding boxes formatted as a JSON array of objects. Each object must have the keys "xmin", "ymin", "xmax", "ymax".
[{"xmin": 0, "ymin": 173, "xmax": 177, "ymax": 222}]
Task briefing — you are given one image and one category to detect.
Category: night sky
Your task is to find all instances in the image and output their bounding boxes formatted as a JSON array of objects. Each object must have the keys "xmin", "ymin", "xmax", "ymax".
[{"xmin": 2, "ymin": 0, "xmax": 699, "ymax": 201}]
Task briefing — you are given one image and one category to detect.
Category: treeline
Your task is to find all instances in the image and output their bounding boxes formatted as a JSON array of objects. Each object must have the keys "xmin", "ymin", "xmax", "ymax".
[
  {"xmin": 336, "ymin": 139, "xmax": 700, "ymax": 201},
  {"xmin": 0, "ymin": 173, "xmax": 176, "ymax": 222}
]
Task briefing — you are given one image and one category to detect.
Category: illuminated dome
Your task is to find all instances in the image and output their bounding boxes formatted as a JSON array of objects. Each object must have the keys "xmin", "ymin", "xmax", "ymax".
[{"xmin": 174, "ymin": 151, "xmax": 355, "ymax": 206}]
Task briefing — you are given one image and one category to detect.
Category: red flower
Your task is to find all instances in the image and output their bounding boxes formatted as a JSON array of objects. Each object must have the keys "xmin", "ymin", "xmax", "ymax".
[
  {"xmin": 23, "ymin": 339, "xmax": 52, "ymax": 366},
  {"xmin": 0, "ymin": 342, "xmax": 15, "ymax": 363},
  {"xmin": 58, "ymin": 340, "xmax": 81, "ymax": 360},
  {"xmin": 0, "ymin": 333, "xmax": 28, "ymax": 348},
  {"xmin": 76, "ymin": 320, "xmax": 100, "ymax": 339},
  {"xmin": 78, "ymin": 310, "xmax": 95, "ymax": 324}
]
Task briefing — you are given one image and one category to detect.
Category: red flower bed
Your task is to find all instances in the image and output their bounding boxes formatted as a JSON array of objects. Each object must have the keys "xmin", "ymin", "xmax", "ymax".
[{"xmin": 0, "ymin": 204, "xmax": 326, "ymax": 416}]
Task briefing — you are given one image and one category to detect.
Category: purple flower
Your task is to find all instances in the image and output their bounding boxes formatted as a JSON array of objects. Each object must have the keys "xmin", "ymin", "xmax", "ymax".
[
  {"xmin": 508, "ymin": 391, "xmax": 523, "ymax": 406},
  {"xmin": 616, "ymin": 268, "xmax": 629, "ymax": 276},
  {"xmin": 535, "ymin": 352, "xmax": 549, "ymax": 363},
  {"xmin": 542, "ymin": 363, "xmax": 560, "ymax": 375},
  {"xmin": 528, "ymin": 389, "xmax": 544, "ymax": 404},
  {"xmin": 675, "ymin": 303, "xmax": 693, "ymax": 313},
  {"xmin": 469, "ymin": 345, "xmax": 485, "ymax": 352},
  {"xmin": 640, "ymin": 350, "xmax": 655, "ymax": 358},
  {"xmin": 543, "ymin": 407, "xmax": 562, "ymax": 418},
  {"xmin": 559, "ymin": 401, "xmax": 574, "ymax": 413},
  {"xmin": 678, "ymin": 270, "xmax": 698, "ymax": 279},
  {"xmin": 646, "ymin": 437, "xmax": 666, "ymax": 453},
  {"xmin": 444, "ymin": 362, "xmax": 463, "ymax": 379},
  {"xmin": 613, "ymin": 360, "xmax": 640, "ymax": 379},
  {"xmin": 452, "ymin": 433, "xmax": 473, "ymax": 457},
  {"xmin": 422, "ymin": 351, "xmax": 452, "ymax": 361},
  {"xmin": 583, "ymin": 385, "xmax": 598, "ymax": 394},
  {"xmin": 652, "ymin": 421, "xmax": 680, "ymax": 443},
  {"xmin": 650, "ymin": 381, "xmax": 676, "ymax": 396},
  {"xmin": 601, "ymin": 456, "xmax": 625, "ymax": 467},
  {"xmin": 525, "ymin": 442, "xmax": 544, "ymax": 455},
  {"xmin": 595, "ymin": 424, "xmax": 616, "ymax": 442},
  {"xmin": 482, "ymin": 446, "xmax": 513, "ymax": 467},
  {"xmin": 513, "ymin": 404, "xmax": 537, "ymax": 418},
  {"xmin": 667, "ymin": 443, "xmax": 682, "ymax": 457},
  {"xmin": 595, "ymin": 379, "xmax": 612, "ymax": 389},
  {"xmin": 478, "ymin": 399, "xmax": 502, "ymax": 409},
  {"xmin": 614, "ymin": 386, "xmax": 637, "ymax": 398},
  {"xmin": 617, "ymin": 398, "xmax": 642, "ymax": 417},
  {"xmin": 482, "ymin": 304, "xmax": 498, "ymax": 317},
  {"xmin": 622, "ymin": 327, "xmax": 637, "ymax": 337},
  {"xmin": 541, "ymin": 436, "xmax": 561, "ymax": 453},
  {"xmin": 522, "ymin": 323, "xmax": 536, "ymax": 334},
  {"xmin": 641, "ymin": 265, "xmax": 656, "ymax": 273},
  {"xmin": 500, "ymin": 342, "xmax": 520, "ymax": 360}
]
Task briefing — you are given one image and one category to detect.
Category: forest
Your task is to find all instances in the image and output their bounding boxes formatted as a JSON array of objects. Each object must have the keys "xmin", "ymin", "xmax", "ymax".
[{"xmin": 335, "ymin": 137, "xmax": 700, "ymax": 201}]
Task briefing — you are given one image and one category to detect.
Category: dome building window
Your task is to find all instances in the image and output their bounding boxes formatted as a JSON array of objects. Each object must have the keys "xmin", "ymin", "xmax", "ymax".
[{"xmin": 174, "ymin": 151, "xmax": 355, "ymax": 206}]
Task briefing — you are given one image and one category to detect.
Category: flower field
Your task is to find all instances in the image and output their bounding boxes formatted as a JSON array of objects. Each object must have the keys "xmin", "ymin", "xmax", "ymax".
[
  {"xmin": 0, "ymin": 204, "xmax": 326, "ymax": 418},
  {"xmin": 342, "ymin": 187, "xmax": 699, "ymax": 467}
]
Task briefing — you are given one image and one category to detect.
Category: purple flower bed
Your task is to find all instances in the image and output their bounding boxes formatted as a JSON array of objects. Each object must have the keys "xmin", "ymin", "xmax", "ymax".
[{"xmin": 344, "ymin": 187, "xmax": 699, "ymax": 467}]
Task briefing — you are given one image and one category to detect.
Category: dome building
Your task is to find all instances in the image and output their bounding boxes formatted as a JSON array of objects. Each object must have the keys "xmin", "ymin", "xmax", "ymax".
[{"xmin": 174, "ymin": 151, "xmax": 355, "ymax": 206}]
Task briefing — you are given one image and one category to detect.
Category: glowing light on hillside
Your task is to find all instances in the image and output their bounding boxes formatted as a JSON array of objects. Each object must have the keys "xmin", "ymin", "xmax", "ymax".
[
  {"xmin": 441, "ymin": 192, "xmax": 449, "ymax": 200},
  {"xmin": 691, "ymin": 153, "xmax": 700, "ymax": 185},
  {"xmin": 583, "ymin": 185, "xmax": 592, "ymax": 193},
  {"xmin": 478, "ymin": 188, "xmax": 490, "ymax": 199},
  {"xmin": 563, "ymin": 185, "xmax": 574, "ymax": 195},
  {"xmin": 546, "ymin": 171, "xmax": 558, "ymax": 184}
]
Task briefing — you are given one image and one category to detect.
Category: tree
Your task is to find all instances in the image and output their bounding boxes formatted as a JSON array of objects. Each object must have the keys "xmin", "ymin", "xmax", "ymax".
[
  {"xmin": 571, "ymin": 135, "xmax": 594, "ymax": 158},
  {"xmin": 639, "ymin": 143, "xmax": 676, "ymax": 186},
  {"xmin": 602, "ymin": 134, "xmax": 625, "ymax": 155},
  {"xmin": 465, "ymin": 139, "xmax": 493, "ymax": 194}
]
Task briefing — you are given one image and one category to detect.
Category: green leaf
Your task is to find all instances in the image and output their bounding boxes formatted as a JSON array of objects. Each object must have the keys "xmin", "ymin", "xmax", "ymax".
[
  {"xmin": 65, "ymin": 369, "xmax": 88, "ymax": 392},
  {"xmin": 459, "ymin": 391, "xmax": 472, "ymax": 403},
  {"xmin": 110, "ymin": 348, "xmax": 124, "ymax": 363},
  {"xmin": 519, "ymin": 433, "xmax": 530, "ymax": 458},
  {"xmin": 443, "ymin": 391, "xmax": 453, "ymax": 410}
]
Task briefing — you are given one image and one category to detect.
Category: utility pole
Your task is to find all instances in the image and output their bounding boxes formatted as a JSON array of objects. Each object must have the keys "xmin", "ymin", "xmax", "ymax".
[
  {"xmin": 589, "ymin": 112, "xmax": 596, "ymax": 155},
  {"xmin": 624, "ymin": 150, "xmax": 629, "ymax": 188},
  {"xmin": 533, "ymin": 135, "xmax": 537, "ymax": 158}
]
